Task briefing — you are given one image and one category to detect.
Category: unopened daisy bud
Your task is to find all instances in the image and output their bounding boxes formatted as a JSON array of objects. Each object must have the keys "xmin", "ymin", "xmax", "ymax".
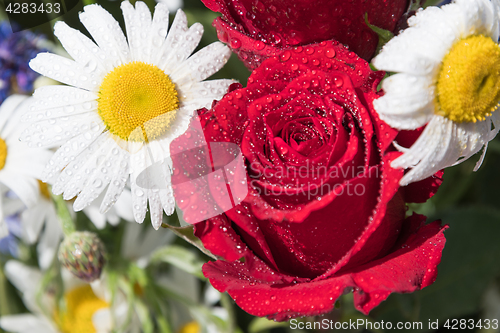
[{"xmin": 58, "ymin": 231, "xmax": 106, "ymax": 282}]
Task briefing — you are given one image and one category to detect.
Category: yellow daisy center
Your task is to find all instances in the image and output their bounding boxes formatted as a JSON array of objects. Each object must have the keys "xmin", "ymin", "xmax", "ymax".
[
  {"xmin": 0, "ymin": 138, "xmax": 7, "ymax": 170},
  {"xmin": 54, "ymin": 285, "xmax": 109, "ymax": 333},
  {"xmin": 98, "ymin": 61, "xmax": 179, "ymax": 142},
  {"xmin": 38, "ymin": 180, "xmax": 50, "ymax": 200},
  {"xmin": 436, "ymin": 34, "xmax": 500, "ymax": 123},
  {"xmin": 178, "ymin": 321, "xmax": 201, "ymax": 333}
]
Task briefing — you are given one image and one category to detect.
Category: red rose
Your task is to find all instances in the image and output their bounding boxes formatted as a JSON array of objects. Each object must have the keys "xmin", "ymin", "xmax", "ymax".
[
  {"xmin": 201, "ymin": 0, "xmax": 408, "ymax": 69},
  {"xmin": 171, "ymin": 41, "xmax": 447, "ymax": 320}
]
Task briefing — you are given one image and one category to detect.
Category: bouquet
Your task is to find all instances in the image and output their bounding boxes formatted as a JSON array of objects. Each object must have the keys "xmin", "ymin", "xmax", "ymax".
[{"xmin": 0, "ymin": 0, "xmax": 499, "ymax": 332}]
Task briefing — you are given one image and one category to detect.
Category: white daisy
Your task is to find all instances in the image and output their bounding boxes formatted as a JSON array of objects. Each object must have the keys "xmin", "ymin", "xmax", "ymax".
[
  {"xmin": 0, "ymin": 261, "xmax": 132, "ymax": 333},
  {"xmin": 20, "ymin": 180, "xmax": 63, "ymax": 270},
  {"xmin": 0, "ymin": 95, "xmax": 52, "ymax": 238},
  {"xmin": 372, "ymin": 0, "xmax": 500, "ymax": 185},
  {"xmin": 23, "ymin": 1, "xmax": 234, "ymax": 229}
]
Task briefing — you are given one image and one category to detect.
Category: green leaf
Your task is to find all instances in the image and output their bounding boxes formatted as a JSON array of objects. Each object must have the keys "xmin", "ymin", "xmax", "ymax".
[
  {"xmin": 160, "ymin": 223, "xmax": 218, "ymax": 260},
  {"xmin": 364, "ymin": 13, "xmax": 394, "ymax": 56},
  {"xmin": 135, "ymin": 299, "xmax": 155, "ymax": 333},
  {"xmin": 408, "ymin": 0, "xmax": 424, "ymax": 11},
  {"xmin": 0, "ymin": 261, "xmax": 26, "ymax": 317},
  {"xmin": 150, "ymin": 245, "xmax": 205, "ymax": 279},
  {"xmin": 248, "ymin": 317, "xmax": 290, "ymax": 333},
  {"xmin": 422, "ymin": 0, "xmax": 443, "ymax": 7}
]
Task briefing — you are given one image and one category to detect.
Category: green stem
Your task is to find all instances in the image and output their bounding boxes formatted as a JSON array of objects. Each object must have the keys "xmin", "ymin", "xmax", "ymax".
[
  {"xmin": 52, "ymin": 194, "xmax": 75, "ymax": 236},
  {"xmin": 0, "ymin": 262, "xmax": 11, "ymax": 316},
  {"xmin": 221, "ymin": 293, "xmax": 236, "ymax": 333}
]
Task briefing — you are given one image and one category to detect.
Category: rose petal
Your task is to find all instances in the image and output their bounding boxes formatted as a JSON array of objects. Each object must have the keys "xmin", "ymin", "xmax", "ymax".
[
  {"xmin": 203, "ymin": 214, "xmax": 447, "ymax": 320},
  {"xmin": 204, "ymin": 0, "xmax": 408, "ymax": 68}
]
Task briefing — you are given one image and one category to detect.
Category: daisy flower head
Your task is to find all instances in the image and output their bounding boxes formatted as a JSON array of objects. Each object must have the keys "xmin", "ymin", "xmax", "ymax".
[
  {"xmin": 0, "ymin": 95, "xmax": 52, "ymax": 239},
  {"xmin": 23, "ymin": 1, "xmax": 234, "ymax": 229},
  {"xmin": 372, "ymin": 0, "xmax": 500, "ymax": 185}
]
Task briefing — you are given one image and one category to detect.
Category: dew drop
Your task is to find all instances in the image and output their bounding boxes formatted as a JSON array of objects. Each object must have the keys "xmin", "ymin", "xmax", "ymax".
[
  {"xmin": 254, "ymin": 41, "xmax": 265, "ymax": 50},
  {"xmin": 230, "ymin": 38, "xmax": 242, "ymax": 49},
  {"xmin": 325, "ymin": 48, "xmax": 336, "ymax": 58},
  {"xmin": 280, "ymin": 50, "xmax": 291, "ymax": 62}
]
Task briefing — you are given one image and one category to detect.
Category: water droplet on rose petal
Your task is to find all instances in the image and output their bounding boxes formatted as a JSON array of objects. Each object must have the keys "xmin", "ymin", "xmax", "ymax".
[
  {"xmin": 280, "ymin": 50, "xmax": 291, "ymax": 62},
  {"xmin": 326, "ymin": 48, "xmax": 336, "ymax": 58},
  {"xmin": 254, "ymin": 41, "xmax": 265, "ymax": 50},
  {"xmin": 230, "ymin": 38, "xmax": 242, "ymax": 49}
]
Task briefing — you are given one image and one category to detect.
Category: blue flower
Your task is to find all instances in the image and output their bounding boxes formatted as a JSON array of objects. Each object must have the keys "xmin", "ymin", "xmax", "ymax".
[
  {"xmin": 0, "ymin": 21, "xmax": 48, "ymax": 103},
  {"xmin": 0, "ymin": 215, "xmax": 21, "ymax": 258}
]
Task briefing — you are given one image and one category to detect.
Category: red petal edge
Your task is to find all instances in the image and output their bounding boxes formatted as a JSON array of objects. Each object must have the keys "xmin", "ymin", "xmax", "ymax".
[{"xmin": 203, "ymin": 214, "xmax": 447, "ymax": 321}]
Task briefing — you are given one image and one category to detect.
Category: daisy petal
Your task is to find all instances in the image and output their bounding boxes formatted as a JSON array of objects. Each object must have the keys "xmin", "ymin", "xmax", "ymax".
[
  {"xmin": 24, "ymin": 100, "xmax": 98, "ymax": 123},
  {"xmin": 121, "ymin": 1, "xmax": 152, "ymax": 62},
  {"xmin": 408, "ymin": 6, "xmax": 462, "ymax": 43},
  {"xmin": 37, "ymin": 209, "xmax": 62, "ymax": 270},
  {"xmin": 170, "ymin": 42, "xmax": 231, "ymax": 85},
  {"xmin": 372, "ymin": 50, "xmax": 438, "ymax": 76},
  {"xmin": 99, "ymin": 150, "xmax": 129, "ymax": 215},
  {"xmin": 489, "ymin": 111, "xmax": 500, "ymax": 140},
  {"xmin": 157, "ymin": 23, "xmax": 204, "ymax": 73},
  {"xmin": 180, "ymin": 79, "xmax": 235, "ymax": 104},
  {"xmin": 21, "ymin": 202, "xmax": 46, "ymax": 244},
  {"xmin": 163, "ymin": 9, "xmax": 189, "ymax": 52},
  {"xmin": 111, "ymin": 189, "xmax": 134, "ymax": 221},
  {"xmin": 60, "ymin": 137, "xmax": 115, "ymax": 202},
  {"xmin": 394, "ymin": 116, "xmax": 469, "ymax": 185},
  {"xmin": 20, "ymin": 113, "xmax": 104, "ymax": 148},
  {"xmin": 92, "ymin": 308, "xmax": 113, "ymax": 332},
  {"xmin": 454, "ymin": 0, "xmax": 497, "ymax": 37},
  {"xmin": 149, "ymin": 3, "xmax": 170, "ymax": 60},
  {"xmin": 376, "ymin": 22, "xmax": 457, "ymax": 64},
  {"xmin": 454, "ymin": 119, "xmax": 492, "ymax": 160},
  {"xmin": 4, "ymin": 261, "xmax": 43, "ymax": 294},
  {"xmin": 0, "ymin": 95, "xmax": 27, "ymax": 132},
  {"xmin": 29, "ymin": 86, "xmax": 97, "ymax": 112},
  {"xmin": 51, "ymin": 134, "xmax": 109, "ymax": 196},
  {"xmin": 374, "ymin": 74, "xmax": 435, "ymax": 129},
  {"xmin": 0, "ymin": 173, "xmax": 38, "ymax": 207},
  {"xmin": 29, "ymin": 53, "xmax": 101, "ymax": 91},
  {"xmin": 159, "ymin": 182, "xmax": 175, "ymax": 216},
  {"xmin": 0, "ymin": 314, "xmax": 54, "ymax": 333},
  {"xmin": 54, "ymin": 21, "xmax": 109, "ymax": 74},
  {"xmin": 72, "ymin": 172, "xmax": 109, "ymax": 212},
  {"xmin": 41, "ymin": 128, "xmax": 106, "ymax": 182},
  {"xmin": 79, "ymin": 4, "xmax": 131, "ymax": 66},
  {"xmin": 473, "ymin": 142, "xmax": 488, "ymax": 171},
  {"xmin": 73, "ymin": 141, "xmax": 120, "ymax": 211},
  {"xmin": 148, "ymin": 191, "xmax": 163, "ymax": 230},
  {"xmin": 131, "ymin": 178, "xmax": 148, "ymax": 223}
]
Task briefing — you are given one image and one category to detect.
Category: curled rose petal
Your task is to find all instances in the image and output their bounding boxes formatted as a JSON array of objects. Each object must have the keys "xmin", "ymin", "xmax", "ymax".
[{"xmin": 202, "ymin": 0, "xmax": 408, "ymax": 69}]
